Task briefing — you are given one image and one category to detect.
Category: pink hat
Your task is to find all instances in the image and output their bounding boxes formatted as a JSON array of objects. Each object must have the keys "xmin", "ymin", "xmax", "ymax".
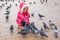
[
  {"xmin": 20, "ymin": 1, "xmax": 29, "ymax": 12},
  {"xmin": 20, "ymin": 1, "xmax": 26, "ymax": 9}
]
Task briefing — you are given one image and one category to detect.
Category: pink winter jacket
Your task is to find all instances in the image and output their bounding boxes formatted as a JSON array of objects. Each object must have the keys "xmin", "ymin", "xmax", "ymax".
[
  {"xmin": 16, "ymin": 1, "xmax": 30, "ymax": 26},
  {"xmin": 16, "ymin": 11, "xmax": 30, "ymax": 24}
]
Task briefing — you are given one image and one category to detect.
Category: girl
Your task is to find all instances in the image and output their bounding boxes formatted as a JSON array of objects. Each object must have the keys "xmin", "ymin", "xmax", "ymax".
[{"xmin": 16, "ymin": 1, "xmax": 30, "ymax": 29}]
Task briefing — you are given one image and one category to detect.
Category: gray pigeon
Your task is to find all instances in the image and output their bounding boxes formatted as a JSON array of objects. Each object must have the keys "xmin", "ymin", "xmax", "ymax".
[
  {"xmin": 49, "ymin": 20, "xmax": 56, "ymax": 29},
  {"xmin": 43, "ymin": 22, "xmax": 49, "ymax": 30},
  {"xmin": 54, "ymin": 26, "xmax": 58, "ymax": 38},
  {"xmin": 18, "ymin": 27, "xmax": 28, "ymax": 35},
  {"xmin": 18, "ymin": 23, "xmax": 29, "ymax": 35},
  {"xmin": 39, "ymin": 27, "xmax": 48, "ymax": 38},
  {"xmin": 31, "ymin": 22, "xmax": 38, "ymax": 30},
  {"xmin": 30, "ymin": 22, "xmax": 39, "ymax": 34},
  {"xmin": 24, "ymin": 23, "xmax": 39, "ymax": 34},
  {"xmin": 49, "ymin": 20, "xmax": 56, "ymax": 26},
  {"xmin": 38, "ymin": 14, "xmax": 45, "ymax": 19},
  {"xmin": 29, "ymin": 2, "xmax": 32, "ymax": 4}
]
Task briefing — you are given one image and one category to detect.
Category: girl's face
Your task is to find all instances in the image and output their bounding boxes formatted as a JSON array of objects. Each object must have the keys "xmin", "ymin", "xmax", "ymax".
[{"xmin": 23, "ymin": 7, "xmax": 29, "ymax": 12}]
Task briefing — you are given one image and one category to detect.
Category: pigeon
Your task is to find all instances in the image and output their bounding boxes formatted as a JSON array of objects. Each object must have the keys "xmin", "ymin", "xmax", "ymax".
[
  {"xmin": 38, "ymin": 14, "xmax": 45, "ymax": 19},
  {"xmin": 10, "ymin": 4, "xmax": 12, "ymax": 7},
  {"xmin": 31, "ymin": 13, "xmax": 34, "ymax": 17},
  {"xmin": 40, "ymin": 0, "xmax": 47, "ymax": 4},
  {"xmin": 10, "ymin": 25, "xmax": 14, "ymax": 33},
  {"xmin": 6, "ymin": 15, "xmax": 9, "ymax": 22},
  {"xmin": 2, "ymin": 4, "xmax": 5, "ymax": 6},
  {"xmin": 0, "ymin": 6, "xmax": 2, "ymax": 8},
  {"xmin": 5, "ymin": 11, "xmax": 10, "ymax": 15},
  {"xmin": 6, "ymin": 6, "xmax": 11, "ymax": 10},
  {"xmin": 39, "ymin": 27, "xmax": 48, "ymax": 38},
  {"xmin": 33, "ymin": 2, "xmax": 36, "ymax": 4},
  {"xmin": 18, "ymin": 0, "xmax": 20, "ymax": 2},
  {"xmin": 5, "ymin": 2, "xmax": 7, "ymax": 5},
  {"xmin": 49, "ymin": 20, "xmax": 56, "ymax": 29},
  {"xmin": 31, "ymin": 22, "xmax": 38, "ymax": 30},
  {"xmin": 30, "ymin": 22, "xmax": 39, "ymax": 34},
  {"xmin": 54, "ymin": 26, "xmax": 58, "ymax": 38},
  {"xmin": 43, "ymin": 22, "xmax": 49, "ymax": 30},
  {"xmin": 29, "ymin": 2, "xmax": 32, "ymax": 4},
  {"xmin": 12, "ymin": 0, "xmax": 14, "ymax": 2},
  {"xmin": 24, "ymin": 23, "xmax": 36, "ymax": 34},
  {"xmin": 49, "ymin": 20, "xmax": 56, "ymax": 26},
  {"xmin": 15, "ymin": 4, "xmax": 17, "ymax": 6},
  {"xmin": 18, "ymin": 23, "xmax": 29, "ymax": 35},
  {"xmin": 40, "ymin": 0, "xmax": 44, "ymax": 4},
  {"xmin": 55, "ymin": 3, "xmax": 57, "ymax": 6},
  {"xmin": 18, "ymin": 27, "xmax": 28, "ymax": 35},
  {"xmin": 45, "ymin": 0, "xmax": 47, "ymax": 2}
]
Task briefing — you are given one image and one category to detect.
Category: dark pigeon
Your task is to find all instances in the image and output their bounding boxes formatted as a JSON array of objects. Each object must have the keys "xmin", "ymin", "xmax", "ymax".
[
  {"xmin": 10, "ymin": 25, "xmax": 14, "ymax": 33},
  {"xmin": 40, "ymin": 0, "xmax": 47, "ymax": 4},
  {"xmin": 6, "ymin": 15, "xmax": 9, "ymax": 22},
  {"xmin": 5, "ymin": 2, "xmax": 7, "ymax": 5},
  {"xmin": 18, "ymin": 23, "xmax": 29, "ymax": 35},
  {"xmin": 33, "ymin": 2, "xmax": 36, "ymax": 4},
  {"xmin": 15, "ymin": 4, "xmax": 17, "ymax": 6},
  {"xmin": 31, "ymin": 13, "xmax": 34, "ymax": 17},
  {"xmin": 39, "ymin": 27, "xmax": 48, "ymax": 38},
  {"xmin": 38, "ymin": 14, "xmax": 45, "ymax": 19},
  {"xmin": 5, "ymin": 11, "xmax": 10, "ymax": 15},
  {"xmin": 2, "ymin": 4, "xmax": 5, "ymax": 6},
  {"xmin": 0, "ymin": 6, "xmax": 2, "ymax": 8},
  {"xmin": 43, "ymin": 22, "xmax": 49, "ymax": 30},
  {"xmin": 6, "ymin": 6, "xmax": 11, "ymax": 10},
  {"xmin": 18, "ymin": 27, "xmax": 28, "ymax": 35}
]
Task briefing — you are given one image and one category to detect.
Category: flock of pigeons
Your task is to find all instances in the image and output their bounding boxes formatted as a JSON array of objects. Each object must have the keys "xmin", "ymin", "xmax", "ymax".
[{"xmin": 16, "ymin": 14, "xmax": 59, "ymax": 38}]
